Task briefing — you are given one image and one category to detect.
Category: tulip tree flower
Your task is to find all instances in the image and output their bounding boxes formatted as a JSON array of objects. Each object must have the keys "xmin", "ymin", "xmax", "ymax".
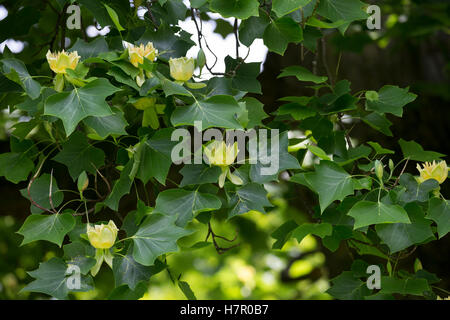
[
  {"xmin": 169, "ymin": 57, "xmax": 195, "ymax": 82},
  {"xmin": 87, "ymin": 220, "xmax": 118, "ymax": 276},
  {"xmin": 127, "ymin": 42, "xmax": 158, "ymax": 87},
  {"xmin": 204, "ymin": 140, "xmax": 243, "ymax": 188},
  {"xmin": 46, "ymin": 50, "xmax": 81, "ymax": 91},
  {"xmin": 46, "ymin": 50, "xmax": 80, "ymax": 74},
  {"xmin": 128, "ymin": 42, "xmax": 158, "ymax": 67},
  {"xmin": 416, "ymin": 161, "xmax": 448, "ymax": 184}
]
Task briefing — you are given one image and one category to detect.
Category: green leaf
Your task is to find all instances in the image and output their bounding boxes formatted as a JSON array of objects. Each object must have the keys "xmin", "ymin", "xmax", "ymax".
[
  {"xmin": 138, "ymin": 24, "xmax": 194, "ymax": 60},
  {"xmin": 227, "ymin": 183, "xmax": 273, "ymax": 219},
  {"xmin": 427, "ymin": 198, "xmax": 450, "ymax": 239},
  {"xmin": 104, "ymin": 161, "xmax": 134, "ymax": 211},
  {"xmin": 272, "ymin": 0, "xmax": 312, "ymax": 17},
  {"xmin": 347, "ymin": 201, "xmax": 411, "ymax": 229},
  {"xmin": 241, "ymin": 97, "xmax": 269, "ymax": 128},
  {"xmin": 225, "ymin": 56, "xmax": 262, "ymax": 94},
  {"xmin": 18, "ymin": 213, "xmax": 75, "ymax": 247},
  {"xmin": 179, "ymin": 164, "xmax": 222, "ymax": 187},
  {"xmin": 77, "ymin": 0, "xmax": 113, "ymax": 28},
  {"xmin": 271, "ymin": 220, "xmax": 298, "ymax": 249},
  {"xmin": 191, "ymin": 0, "xmax": 208, "ymax": 9},
  {"xmin": 0, "ymin": 152, "xmax": 34, "ymax": 183},
  {"xmin": 304, "ymin": 160, "xmax": 355, "ymax": 213},
  {"xmin": 327, "ymin": 271, "xmax": 370, "ymax": 300},
  {"xmin": 362, "ymin": 112, "xmax": 393, "ymax": 136},
  {"xmin": 53, "ymin": 132, "xmax": 105, "ymax": 180},
  {"xmin": 379, "ymin": 276, "xmax": 430, "ymax": 296},
  {"xmin": 307, "ymin": 145, "xmax": 331, "ymax": 160},
  {"xmin": 306, "ymin": 16, "xmax": 347, "ymax": 29},
  {"xmin": 44, "ymin": 78, "xmax": 120, "ymax": 136},
  {"xmin": 277, "ymin": 102, "xmax": 316, "ymax": 120},
  {"xmin": 113, "ymin": 252, "xmax": 164, "ymax": 290},
  {"xmin": 69, "ymin": 37, "xmax": 109, "ymax": 60},
  {"xmin": 367, "ymin": 141, "xmax": 394, "ymax": 155},
  {"xmin": 398, "ymin": 173, "xmax": 439, "ymax": 203},
  {"xmin": 238, "ymin": 12, "xmax": 270, "ymax": 46},
  {"xmin": 210, "ymin": 0, "xmax": 259, "ymax": 19},
  {"xmin": 136, "ymin": 129, "xmax": 178, "ymax": 185},
  {"xmin": 108, "ymin": 282, "xmax": 147, "ymax": 300},
  {"xmin": 154, "ymin": 189, "xmax": 222, "ymax": 227},
  {"xmin": 334, "ymin": 145, "xmax": 371, "ymax": 166},
  {"xmin": 213, "ymin": 19, "xmax": 234, "ymax": 38},
  {"xmin": 104, "ymin": 4, "xmax": 125, "ymax": 31},
  {"xmin": 84, "ymin": 108, "xmax": 128, "ymax": 139},
  {"xmin": 278, "ymin": 65, "xmax": 327, "ymax": 84},
  {"xmin": 171, "ymin": 95, "xmax": 243, "ymax": 129},
  {"xmin": 161, "ymin": 78, "xmax": 191, "ymax": 96},
  {"xmin": 376, "ymin": 203, "xmax": 435, "ymax": 253},
  {"xmin": 132, "ymin": 213, "xmax": 192, "ymax": 266},
  {"xmin": 63, "ymin": 241, "xmax": 96, "ymax": 275},
  {"xmin": 263, "ymin": 17, "xmax": 304, "ymax": 55},
  {"xmin": 21, "ymin": 257, "xmax": 93, "ymax": 300},
  {"xmin": 398, "ymin": 139, "xmax": 445, "ymax": 162},
  {"xmin": 1, "ymin": 58, "xmax": 41, "ymax": 99},
  {"xmin": 249, "ymin": 131, "xmax": 301, "ymax": 183},
  {"xmin": 365, "ymin": 86, "xmax": 417, "ymax": 117},
  {"xmin": 317, "ymin": 0, "xmax": 368, "ymax": 27},
  {"xmin": 322, "ymin": 225, "xmax": 353, "ymax": 252},
  {"xmin": 19, "ymin": 174, "xmax": 64, "ymax": 214},
  {"xmin": 178, "ymin": 281, "xmax": 197, "ymax": 300},
  {"xmin": 292, "ymin": 223, "xmax": 332, "ymax": 244}
]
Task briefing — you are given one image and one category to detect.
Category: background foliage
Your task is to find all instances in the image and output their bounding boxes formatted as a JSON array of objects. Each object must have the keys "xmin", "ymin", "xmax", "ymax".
[{"xmin": 0, "ymin": 0, "xmax": 449, "ymax": 300}]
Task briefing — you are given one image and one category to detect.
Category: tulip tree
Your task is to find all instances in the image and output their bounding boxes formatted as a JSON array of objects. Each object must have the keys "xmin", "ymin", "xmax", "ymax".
[{"xmin": 0, "ymin": 0, "xmax": 449, "ymax": 300}]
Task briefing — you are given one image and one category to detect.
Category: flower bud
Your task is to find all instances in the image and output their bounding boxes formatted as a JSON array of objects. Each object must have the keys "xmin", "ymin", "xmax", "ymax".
[
  {"xmin": 169, "ymin": 57, "xmax": 195, "ymax": 82},
  {"xmin": 389, "ymin": 159, "xmax": 394, "ymax": 173},
  {"xmin": 77, "ymin": 171, "xmax": 89, "ymax": 193},
  {"xmin": 87, "ymin": 220, "xmax": 118, "ymax": 249},
  {"xmin": 365, "ymin": 90, "xmax": 379, "ymax": 101},
  {"xmin": 375, "ymin": 160, "xmax": 384, "ymax": 182},
  {"xmin": 197, "ymin": 49, "xmax": 206, "ymax": 70},
  {"xmin": 46, "ymin": 50, "xmax": 80, "ymax": 74}
]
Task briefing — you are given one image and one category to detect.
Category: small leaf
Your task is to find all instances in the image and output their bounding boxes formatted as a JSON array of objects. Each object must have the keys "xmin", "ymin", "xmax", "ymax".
[
  {"xmin": 427, "ymin": 198, "xmax": 450, "ymax": 239},
  {"xmin": 278, "ymin": 65, "xmax": 328, "ymax": 84},
  {"xmin": 210, "ymin": 0, "xmax": 259, "ymax": 19},
  {"xmin": 398, "ymin": 139, "xmax": 445, "ymax": 162},
  {"xmin": 365, "ymin": 86, "xmax": 417, "ymax": 117},
  {"xmin": 104, "ymin": 4, "xmax": 125, "ymax": 31},
  {"xmin": 347, "ymin": 201, "xmax": 411, "ymax": 229},
  {"xmin": 178, "ymin": 281, "xmax": 197, "ymax": 300}
]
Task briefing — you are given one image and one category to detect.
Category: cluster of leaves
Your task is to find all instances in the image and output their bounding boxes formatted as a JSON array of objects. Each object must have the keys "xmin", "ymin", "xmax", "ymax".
[{"xmin": 0, "ymin": 0, "xmax": 448, "ymax": 300}]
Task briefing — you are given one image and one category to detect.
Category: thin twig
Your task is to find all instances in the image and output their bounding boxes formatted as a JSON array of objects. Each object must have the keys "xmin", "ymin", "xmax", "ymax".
[
  {"xmin": 206, "ymin": 222, "xmax": 240, "ymax": 254},
  {"xmin": 233, "ymin": 18, "xmax": 240, "ymax": 60},
  {"xmin": 392, "ymin": 158, "xmax": 410, "ymax": 188}
]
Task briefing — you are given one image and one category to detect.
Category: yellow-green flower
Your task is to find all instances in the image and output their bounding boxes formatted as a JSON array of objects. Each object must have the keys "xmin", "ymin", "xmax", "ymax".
[
  {"xmin": 46, "ymin": 50, "xmax": 80, "ymax": 74},
  {"xmin": 87, "ymin": 220, "xmax": 118, "ymax": 249},
  {"xmin": 204, "ymin": 141, "xmax": 243, "ymax": 188},
  {"xmin": 128, "ymin": 42, "xmax": 158, "ymax": 67},
  {"xmin": 416, "ymin": 161, "xmax": 448, "ymax": 184},
  {"xmin": 169, "ymin": 57, "xmax": 195, "ymax": 82}
]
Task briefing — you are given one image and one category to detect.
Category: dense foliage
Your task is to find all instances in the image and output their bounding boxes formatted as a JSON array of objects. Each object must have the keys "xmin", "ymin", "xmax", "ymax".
[{"xmin": 0, "ymin": 0, "xmax": 449, "ymax": 300}]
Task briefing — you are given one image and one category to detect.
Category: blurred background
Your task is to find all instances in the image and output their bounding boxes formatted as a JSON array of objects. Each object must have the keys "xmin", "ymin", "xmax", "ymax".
[{"xmin": 0, "ymin": 0, "xmax": 449, "ymax": 299}]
